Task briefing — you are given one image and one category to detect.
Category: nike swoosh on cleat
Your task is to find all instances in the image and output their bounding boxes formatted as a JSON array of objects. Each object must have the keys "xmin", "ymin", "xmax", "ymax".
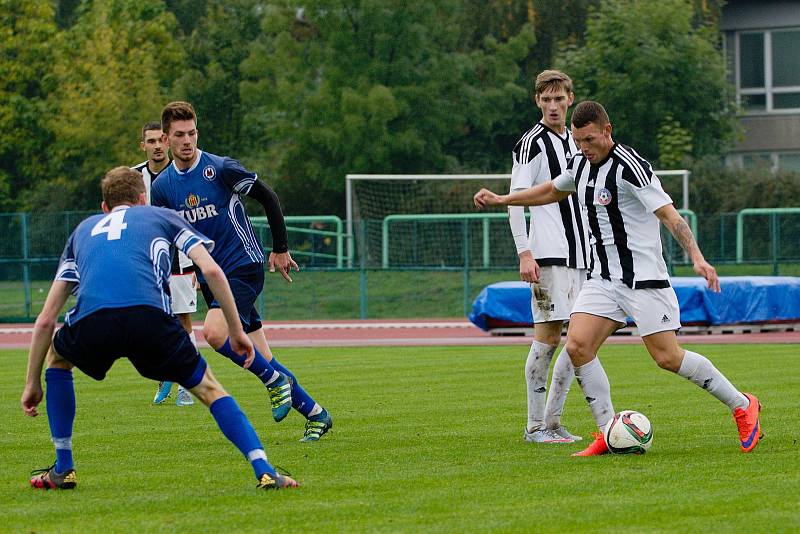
[{"xmin": 741, "ymin": 421, "xmax": 760, "ymax": 449}]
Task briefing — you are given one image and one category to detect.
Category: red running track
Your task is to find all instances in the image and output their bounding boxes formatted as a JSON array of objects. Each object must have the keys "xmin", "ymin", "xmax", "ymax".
[{"xmin": 1, "ymin": 319, "xmax": 798, "ymax": 349}]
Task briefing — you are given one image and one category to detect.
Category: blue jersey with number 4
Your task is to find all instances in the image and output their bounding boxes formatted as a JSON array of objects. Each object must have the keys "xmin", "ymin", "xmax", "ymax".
[
  {"xmin": 55, "ymin": 205, "xmax": 213, "ymax": 325},
  {"xmin": 150, "ymin": 150, "xmax": 265, "ymax": 279}
]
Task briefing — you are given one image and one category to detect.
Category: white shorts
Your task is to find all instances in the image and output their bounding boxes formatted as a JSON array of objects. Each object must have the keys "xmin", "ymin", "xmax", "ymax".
[
  {"xmin": 170, "ymin": 273, "xmax": 197, "ymax": 315},
  {"xmin": 531, "ymin": 266, "xmax": 586, "ymax": 323},
  {"xmin": 571, "ymin": 278, "xmax": 681, "ymax": 336}
]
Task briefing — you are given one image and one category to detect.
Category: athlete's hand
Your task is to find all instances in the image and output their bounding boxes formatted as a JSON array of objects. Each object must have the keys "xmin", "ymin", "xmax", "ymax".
[
  {"xmin": 473, "ymin": 188, "xmax": 504, "ymax": 209},
  {"xmin": 519, "ymin": 254, "xmax": 540, "ymax": 284},
  {"xmin": 693, "ymin": 258, "xmax": 720, "ymax": 292},
  {"xmin": 230, "ymin": 330, "xmax": 255, "ymax": 368},
  {"xmin": 268, "ymin": 251, "xmax": 299, "ymax": 283},
  {"xmin": 21, "ymin": 381, "xmax": 43, "ymax": 417}
]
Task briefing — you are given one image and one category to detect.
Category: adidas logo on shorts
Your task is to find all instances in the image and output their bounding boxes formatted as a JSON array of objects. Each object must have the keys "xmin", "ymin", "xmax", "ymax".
[{"xmin": 661, "ymin": 314, "xmax": 670, "ymax": 323}]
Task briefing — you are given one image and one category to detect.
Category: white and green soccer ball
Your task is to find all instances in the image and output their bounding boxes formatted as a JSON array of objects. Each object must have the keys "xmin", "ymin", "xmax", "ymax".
[{"xmin": 603, "ymin": 410, "xmax": 653, "ymax": 454}]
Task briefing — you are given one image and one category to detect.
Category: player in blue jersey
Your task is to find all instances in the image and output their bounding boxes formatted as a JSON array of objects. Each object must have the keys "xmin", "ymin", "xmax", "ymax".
[
  {"xmin": 151, "ymin": 101, "xmax": 331, "ymax": 442},
  {"xmin": 21, "ymin": 167, "xmax": 298, "ymax": 490}
]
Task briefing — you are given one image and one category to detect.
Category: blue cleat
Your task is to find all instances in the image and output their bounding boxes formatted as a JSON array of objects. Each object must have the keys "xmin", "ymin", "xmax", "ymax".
[
  {"xmin": 153, "ymin": 381, "xmax": 173, "ymax": 404},
  {"xmin": 300, "ymin": 409, "xmax": 332, "ymax": 442},
  {"xmin": 175, "ymin": 386, "xmax": 194, "ymax": 406},
  {"xmin": 267, "ymin": 373, "xmax": 292, "ymax": 422}
]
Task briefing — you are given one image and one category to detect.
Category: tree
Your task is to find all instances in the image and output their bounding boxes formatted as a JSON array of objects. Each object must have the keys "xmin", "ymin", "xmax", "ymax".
[
  {"xmin": 170, "ymin": 0, "xmax": 263, "ymax": 156},
  {"xmin": 556, "ymin": 0, "xmax": 735, "ymax": 165},
  {"xmin": 239, "ymin": 0, "xmax": 538, "ymax": 215},
  {"xmin": 28, "ymin": 0, "xmax": 185, "ymax": 210},
  {"xmin": 0, "ymin": 1, "xmax": 58, "ymax": 210}
]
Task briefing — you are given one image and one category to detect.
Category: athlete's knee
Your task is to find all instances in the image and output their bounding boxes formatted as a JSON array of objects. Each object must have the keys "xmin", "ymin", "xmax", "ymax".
[
  {"xmin": 189, "ymin": 370, "xmax": 228, "ymax": 407},
  {"xmin": 203, "ymin": 323, "xmax": 227, "ymax": 349},
  {"xmin": 564, "ymin": 337, "xmax": 593, "ymax": 366},
  {"xmin": 45, "ymin": 345, "xmax": 73, "ymax": 370},
  {"xmin": 651, "ymin": 347, "xmax": 683, "ymax": 372}
]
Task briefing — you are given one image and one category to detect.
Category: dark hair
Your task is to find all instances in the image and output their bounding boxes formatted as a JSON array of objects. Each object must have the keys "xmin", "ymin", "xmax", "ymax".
[
  {"xmin": 161, "ymin": 101, "xmax": 197, "ymax": 134},
  {"xmin": 101, "ymin": 166, "xmax": 145, "ymax": 208},
  {"xmin": 571, "ymin": 101, "xmax": 610, "ymax": 128},
  {"xmin": 141, "ymin": 121, "xmax": 162, "ymax": 141},
  {"xmin": 535, "ymin": 70, "xmax": 573, "ymax": 96}
]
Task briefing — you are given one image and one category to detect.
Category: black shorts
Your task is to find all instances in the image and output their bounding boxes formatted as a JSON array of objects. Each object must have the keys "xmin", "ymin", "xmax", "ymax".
[
  {"xmin": 200, "ymin": 263, "xmax": 264, "ymax": 334},
  {"xmin": 53, "ymin": 305, "xmax": 207, "ymax": 388}
]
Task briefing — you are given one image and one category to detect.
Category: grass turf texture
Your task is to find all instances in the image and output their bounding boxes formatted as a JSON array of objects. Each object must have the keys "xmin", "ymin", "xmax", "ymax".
[{"xmin": 1, "ymin": 343, "xmax": 798, "ymax": 532}]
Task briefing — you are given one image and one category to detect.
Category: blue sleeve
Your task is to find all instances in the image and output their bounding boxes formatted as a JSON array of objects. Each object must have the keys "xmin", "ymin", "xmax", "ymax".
[
  {"xmin": 161, "ymin": 208, "xmax": 215, "ymax": 256},
  {"xmin": 55, "ymin": 230, "xmax": 80, "ymax": 285},
  {"xmin": 220, "ymin": 157, "xmax": 257, "ymax": 195}
]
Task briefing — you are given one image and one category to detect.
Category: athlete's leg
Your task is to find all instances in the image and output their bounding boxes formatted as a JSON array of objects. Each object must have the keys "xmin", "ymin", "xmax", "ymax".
[
  {"xmin": 249, "ymin": 328, "xmax": 324, "ymax": 419},
  {"xmin": 525, "ymin": 320, "xmax": 561, "ymax": 432},
  {"xmin": 187, "ymin": 365, "xmax": 297, "ymax": 487},
  {"xmin": 565, "ymin": 313, "xmax": 620, "ymax": 431},
  {"xmin": 642, "ymin": 331, "xmax": 748, "ymax": 409},
  {"xmin": 43, "ymin": 344, "xmax": 76, "ymax": 475},
  {"xmin": 204, "ymin": 308, "xmax": 281, "ymax": 384}
]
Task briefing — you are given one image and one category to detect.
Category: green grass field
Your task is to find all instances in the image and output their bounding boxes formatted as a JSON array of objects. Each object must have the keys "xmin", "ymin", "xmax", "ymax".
[{"xmin": 1, "ymin": 343, "xmax": 799, "ymax": 532}]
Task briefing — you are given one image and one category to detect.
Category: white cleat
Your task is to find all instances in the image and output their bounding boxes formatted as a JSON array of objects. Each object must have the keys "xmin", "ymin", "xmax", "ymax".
[
  {"xmin": 549, "ymin": 426, "xmax": 582, "ymax": 442},
  {"xmin": 524, "ymin": 428, "xmax": 573, "ymax": 443},
  {"xmin": 175, "ymin": 387, "xmax": 194, "ymax": 406}
]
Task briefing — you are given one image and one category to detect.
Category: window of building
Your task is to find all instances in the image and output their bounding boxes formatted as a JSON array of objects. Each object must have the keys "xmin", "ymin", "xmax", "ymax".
[
  {"xmin": 737, "ymin": 29, "xmax": 800, "ymax": 113},
  {"xmin": 728, "ymin": 151, "xmax": 800, "ymax": 172}
]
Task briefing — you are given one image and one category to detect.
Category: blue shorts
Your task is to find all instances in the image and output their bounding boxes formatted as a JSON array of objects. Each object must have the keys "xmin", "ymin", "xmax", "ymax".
[
  {"xmin": 200, "ymin": 263, "xmax": 264, "ymax": 333},
  {"xmin": 53, "ymin": 305, "xmax": 207, "ymax": 388}
]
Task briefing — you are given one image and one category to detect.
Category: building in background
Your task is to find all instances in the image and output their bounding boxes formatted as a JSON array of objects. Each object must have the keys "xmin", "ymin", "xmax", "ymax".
[{"xmin": 721, "ymin": 0, "xmax": 800, "ymax": 171}]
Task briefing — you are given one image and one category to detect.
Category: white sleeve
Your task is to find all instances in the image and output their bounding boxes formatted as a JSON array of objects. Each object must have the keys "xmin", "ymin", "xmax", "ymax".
[
  {"xmin": 553, "ymin": 167, "xmax": 577, "ymax": 192},
  {"xmin": 508, "ymin": 153, "xmax": 541, "ymax": 254},
  {"xmin": 631, "ymin": 174, "xmax": 673, "ymax": 212}
]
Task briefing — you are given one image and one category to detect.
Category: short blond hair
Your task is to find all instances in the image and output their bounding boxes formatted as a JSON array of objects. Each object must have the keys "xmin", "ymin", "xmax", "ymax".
[
  {"xmin": 535, "ymin": 70, "xmax": 573, "ymax": 96},
  {"xmin": 101, "ymin": 167, "xmax": 145, "ymax": 209}
]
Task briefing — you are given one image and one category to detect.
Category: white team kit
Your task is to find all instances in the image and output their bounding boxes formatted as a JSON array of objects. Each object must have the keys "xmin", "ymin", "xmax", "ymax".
[
  {"xmin": 553, "ymin": 143, "xmax": 681, "ymax": 336},
  {"xmin": 133, "ymin": 160, "xmax": 197, "ymax": 314},
  {"xmin": 510, "ymin": 122, "xmax": 589, "ymax": 323}
]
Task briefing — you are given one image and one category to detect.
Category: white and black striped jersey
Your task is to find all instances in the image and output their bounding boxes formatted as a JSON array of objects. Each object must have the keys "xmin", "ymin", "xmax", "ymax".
[
  {"xmin": 509, "ymin": 122, "xmax": 589, "ymax": 269},
  {"xmin": 132, "ymin": 160, "xmax": 167, "ymax": 204},
  {"xmin": 553, "ymin": 143, "xmax": 673, "ymax": 289},
  {"xmin": 132, "ymin": 160, "xmax": 194, "ymax": 274}
]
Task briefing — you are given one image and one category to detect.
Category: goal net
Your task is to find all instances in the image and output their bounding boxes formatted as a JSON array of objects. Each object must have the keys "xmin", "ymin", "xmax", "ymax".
[
  {"xmin": 346, "ymin": 174, "xmax": 517, "ymax": 269},
  {"xmin": 346, "ymin": 171, "xmax": 691, "ymax": 270}
]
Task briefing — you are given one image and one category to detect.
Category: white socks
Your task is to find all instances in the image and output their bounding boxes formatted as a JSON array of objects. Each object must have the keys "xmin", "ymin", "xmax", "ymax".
[
  {"xmin": 574, "ymin": 357, "xmax": 615, "ymax": 430},
  {"xmin": 525, "ymin": 341, "xmax": 557, "ymax": 431},
  {"xmin": 544, "ymin": 348, "xmax": 575, "ymax": 429},
  {"xmin": 677, "ymin": 350, "xmax": 748, "ymax": 411}
]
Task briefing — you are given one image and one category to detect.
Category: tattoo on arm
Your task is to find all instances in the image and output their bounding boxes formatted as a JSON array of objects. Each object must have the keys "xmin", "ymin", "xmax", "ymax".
[{"xmin": 668, "ymin": 217, "xmax": 700, "ymax": 257}]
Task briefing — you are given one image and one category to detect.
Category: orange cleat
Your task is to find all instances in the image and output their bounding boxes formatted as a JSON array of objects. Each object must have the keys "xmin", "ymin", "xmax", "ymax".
[
  {"xmin": 571, "ymin": 432, "xmax": 609, "ymax": 457},
  {"xmin": 733, "ymin": 392, "xmax": 762, "ymax": 453}
]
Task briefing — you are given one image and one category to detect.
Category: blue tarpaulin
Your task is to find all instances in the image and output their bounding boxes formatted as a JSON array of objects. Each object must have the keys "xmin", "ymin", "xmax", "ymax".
[{"xmin": 468, "ymin": 277, "xmax": 800, "ymax": 331}]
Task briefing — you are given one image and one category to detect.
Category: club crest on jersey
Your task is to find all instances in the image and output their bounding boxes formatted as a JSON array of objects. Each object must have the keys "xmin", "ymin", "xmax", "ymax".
[
  {"xmin": 596, "ymin": 188, "xmax": 613, "ymax": 206},
  {"xmin": 186, "ymin": 194, "xmax": 200, "ymax": 208},
  {"xmin": 203, "ymin": 165, "xmax": 216, "ymax": 181}
]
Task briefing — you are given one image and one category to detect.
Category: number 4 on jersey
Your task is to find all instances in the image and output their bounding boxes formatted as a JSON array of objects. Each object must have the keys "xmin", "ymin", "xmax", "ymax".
[{"xmin": 91, "ymin": 210, "xmax": 128, "ymax": 240}]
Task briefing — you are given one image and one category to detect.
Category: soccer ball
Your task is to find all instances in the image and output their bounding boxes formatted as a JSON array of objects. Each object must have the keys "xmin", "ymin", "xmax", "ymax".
[{"xmin": 603, "ymin": 410, "xmax": 653, "ymax": 454}]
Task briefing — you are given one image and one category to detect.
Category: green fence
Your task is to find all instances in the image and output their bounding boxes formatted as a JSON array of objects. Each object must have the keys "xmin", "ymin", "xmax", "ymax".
[{"xmin": 1, "ymin": 209, "xmax": 798, "ymax": 322}]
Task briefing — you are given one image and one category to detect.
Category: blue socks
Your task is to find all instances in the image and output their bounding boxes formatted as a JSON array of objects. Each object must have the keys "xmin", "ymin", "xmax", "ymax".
[
  {"xmin": 216, "ymin": 338, "xmax": 319, "ymax": 419},
  {"xmin": 216, "ymin": 339, "xmax": 278, "ymax": 384},
  {"xmin": 45, "ymin": 368, "xmax": 75, "ymax": 474},
  {"xmin": 210, "ymin": 395, "xmax": 275, "ymax": 479},
  {"xmin": 269, "ymin": 357, "xmax": 317, "ymax": 417}
]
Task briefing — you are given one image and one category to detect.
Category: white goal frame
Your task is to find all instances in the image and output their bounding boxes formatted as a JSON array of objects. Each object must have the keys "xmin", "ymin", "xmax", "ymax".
[{"xmin": 345, "ymin": 171, "xmax": 690, "ymax": 267}]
